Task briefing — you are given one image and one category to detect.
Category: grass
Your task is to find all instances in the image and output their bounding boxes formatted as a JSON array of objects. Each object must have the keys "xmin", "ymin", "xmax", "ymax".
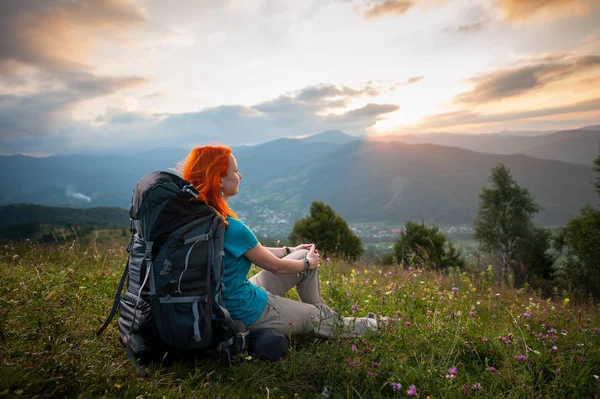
[{"xmin": 1, "ymin": 236, "xmax": 599, "ymax": 398}]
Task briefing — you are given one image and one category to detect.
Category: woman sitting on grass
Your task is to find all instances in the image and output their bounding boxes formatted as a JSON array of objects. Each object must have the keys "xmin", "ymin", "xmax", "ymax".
[{"xmin": 179, "ymin": 145, "xmax": 379, "ymax": 338}]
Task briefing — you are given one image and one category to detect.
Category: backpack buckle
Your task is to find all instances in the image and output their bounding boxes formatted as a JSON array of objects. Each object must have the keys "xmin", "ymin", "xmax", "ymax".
[{"xmin": 237, "ymin": 331, "xmax": 250, "ymax": 352}]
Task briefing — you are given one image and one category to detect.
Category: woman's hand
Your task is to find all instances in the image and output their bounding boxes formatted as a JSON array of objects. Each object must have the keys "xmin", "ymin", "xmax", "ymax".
[
  {"xmin": 306, "ymin": 244, "xmax": 321, "ymax": 270},
  {"xmin": 292, "ymin": 244, "xmax": 313, "ymax": 253}
]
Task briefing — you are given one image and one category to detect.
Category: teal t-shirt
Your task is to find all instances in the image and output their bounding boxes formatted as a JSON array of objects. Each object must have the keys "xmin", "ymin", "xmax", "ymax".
[{"xmin": 222, "ymin": 217, "xmax": 268, "ymax": 326}]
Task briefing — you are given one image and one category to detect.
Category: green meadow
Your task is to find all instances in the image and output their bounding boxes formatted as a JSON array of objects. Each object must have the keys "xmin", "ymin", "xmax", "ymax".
[{"xmin": 1, "ymin": 235, "xmax": 599, "ymax": 398}]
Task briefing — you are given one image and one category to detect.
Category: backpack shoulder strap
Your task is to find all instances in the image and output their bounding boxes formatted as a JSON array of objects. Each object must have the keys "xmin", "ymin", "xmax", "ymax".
[
  {"xmin": 96, "ymin": 229, "xmax": 135, "ymax": 336},
  {"xmin": 95, "ymin": 262, "xmax": 128, "ymax": 336}
]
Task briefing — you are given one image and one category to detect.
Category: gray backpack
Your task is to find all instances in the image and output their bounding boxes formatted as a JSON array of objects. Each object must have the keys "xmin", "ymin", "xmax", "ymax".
[{"xmin": 97, "ymin": 172, "xmax": 248, "ymax": 375}]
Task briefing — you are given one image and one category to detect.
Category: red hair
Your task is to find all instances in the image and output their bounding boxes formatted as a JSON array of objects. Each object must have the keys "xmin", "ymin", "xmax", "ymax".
[{"xmin": 178, "ymin": 145, "xmax": 238, "ymax": 222}]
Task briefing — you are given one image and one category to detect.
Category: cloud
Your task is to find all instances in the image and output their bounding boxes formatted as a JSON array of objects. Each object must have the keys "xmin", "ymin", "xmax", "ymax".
[
  {"xmin": 0, "ymin": 73, "xmax": 148, "ymax": 139},
  {"xmin": 295, "ymin": 83, "xmax": 378, "ymax": 102},
  {"xmin": 95, "ymin": 107, "xmax": 159, "ymax": 125},
  {"xmin": 66, "ymin": 187, "xmax": 91, "ymax": 203},
  {"xmin": 0, "ymin": 0, "xmax": 146, "ymax": 74},
  {"xmin": 364, "ymin": 0, "xmax": 416, "ymax": 19},
  {"xmin": 153, "ymin": 84, "xmax": 400, "ymax": 146},
  {"xmin": 256, "ymin": 82, "xmax": 384, "ymax": 114},
  {"xmin": 336, "ymin": 103, "xmax": 399, "ymax": 119},
  {"xmin": 0, "ymin": 82, "xmax": 401, "ymax": 154},
  {"xmin": 0, "ymin": 1, "xmax": 151, "ymax": 153},
  {"xmin": 404, "ymin": 76, "xmax": 424, "ymax": 85},
  {"xmin": 419, "ymin": 97, "xmax": 600, "ymax": 129},
  {"xmin": 499, "ymin": 0, "xmax": 593, "ymax": 21},
  {"xmin": 456, "ymin": 54, "xmax": 600, "ymax": 104}
]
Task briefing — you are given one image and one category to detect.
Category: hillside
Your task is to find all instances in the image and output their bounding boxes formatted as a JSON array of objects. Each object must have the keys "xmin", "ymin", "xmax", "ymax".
[
  {"xmin": 371, "ymin": 126, "xmax": 600, "ymax": 166},
  {"xmin": 1, "ymin": 240, "xmax": 599, "ymax": 397},
  {"xmin": 1, "ymin": 128, "xmax": 598, "ymax": 227},
  {"xmin": 0, "ymin": 204, "xmax": 130, "ymax": 240},
  {"xmin": 235, "ymin": 140, "xmax": 599, "ymax": 226}
]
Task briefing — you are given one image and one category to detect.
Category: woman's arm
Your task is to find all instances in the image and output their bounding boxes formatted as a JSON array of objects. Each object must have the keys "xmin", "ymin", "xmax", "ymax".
[
  {"xmin": 264, "ymin": 244, "xmax": 314, "ymax": 258},
  {"xmin": 245, "ymin": 243, "xmax": 320, "ymax": 275}
]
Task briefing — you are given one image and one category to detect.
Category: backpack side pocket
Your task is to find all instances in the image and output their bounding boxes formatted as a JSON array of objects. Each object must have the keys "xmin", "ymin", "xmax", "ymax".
[{"xmin": 118, "ymin": 292, "xmax": 153, "ymax": 357}]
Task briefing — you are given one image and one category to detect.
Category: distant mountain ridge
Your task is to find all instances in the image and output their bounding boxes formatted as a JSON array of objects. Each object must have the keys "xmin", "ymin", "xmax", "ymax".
[
  {"xmin": 1, "ymin": 125, "xmax": 598, "ymax": 227},
  {"xmin": 371, "ymin": 126, "xmax": 600, "ymax": 166},
  {"xmin": 300, "ymin": 129, "xmax": 360, "ymax": 144},
  {"xmin": 234, "ymin": 140, "xmax": 598, "ymax": 226}
]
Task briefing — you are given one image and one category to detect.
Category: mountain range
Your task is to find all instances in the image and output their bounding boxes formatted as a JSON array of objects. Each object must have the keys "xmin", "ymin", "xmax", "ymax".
[{"xmin": 1, "ymin": 125, "xmax": 598, "ymax": 228}]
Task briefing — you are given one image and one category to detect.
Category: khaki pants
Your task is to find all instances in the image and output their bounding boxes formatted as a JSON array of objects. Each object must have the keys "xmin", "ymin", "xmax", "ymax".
[{"xmin": 248, "ymin": 250, "xmax": 376, "ymax": 338}]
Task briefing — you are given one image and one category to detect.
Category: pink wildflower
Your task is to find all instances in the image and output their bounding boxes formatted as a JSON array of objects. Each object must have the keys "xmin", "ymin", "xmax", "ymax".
[
  {"xmin": 351, "ymin": 344, "xmax": 357, "ymax": 352},
  {"xmin": 448, "ymin": 367, "xmax": 457, "ymax": 375},
  {"xmin": 488, "ymin": 366, "xmax": 496, "ymax": 373},
  {"xmin": 407, "ymin": 385, "xmax": 417, "ymax": 396},
  {"xmin": 516, "ymin": 355, "xmax": 527, "ymax": 362},
  {"xmin": 391, "ymin": 382, "xmax": 402, "ymax": 390}
]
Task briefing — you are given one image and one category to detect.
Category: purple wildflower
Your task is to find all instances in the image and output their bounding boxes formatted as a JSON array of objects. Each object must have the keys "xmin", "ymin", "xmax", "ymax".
[
  {"xmin": 472, "ymin": 382, "xmax": 482, "ymax": 391},
  {"xmin": 448, "ymin": 367, "xmax": 457, "ymax": 375},
  {"xmin": 372, "ymin": 362, "xmax": 380, "ymax": 368},
  {"xmin": 488, "ymin": 366, "xmax": 496, "ymax": 373},
  {"xmin": 552, "ymin": 345, "xmax": 558, "ymax": 351},
  {"xmin": 405, "ymin": 322, "xmax": 411, "ymax": 327},
  {"xmin": 523, "ymin": 312, "xmax": 532, "ymax": 318},
  {"xmin": 351, "ymin": 344, "xmax": 357, "ymax": 352},
  {"xmin": 516, "ymin": 355, "xmax": 527, "ymax": 362},
  {"xmin": 352, "ymin": 305, "xmax": 359, "ymax": 311},
  {"xmin": 407, "ymin": 385, "xmax": 417, "ymax": 396},
  {"xmin": 391, "ymin": 382, "xmax": 402, "ymax": 390},
  {"xmin": 452, "ymin": 287, "xmax": 459, "ymax": 292},
  {"xmin": 495, "ymin": 293, "xmax": 500, "ymax": 297}
]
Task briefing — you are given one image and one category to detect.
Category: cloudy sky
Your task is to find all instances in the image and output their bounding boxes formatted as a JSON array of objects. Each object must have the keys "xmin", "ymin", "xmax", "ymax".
[{"xmin": 1, "ymin": 0, "xmax": 599, "ymax": 155}]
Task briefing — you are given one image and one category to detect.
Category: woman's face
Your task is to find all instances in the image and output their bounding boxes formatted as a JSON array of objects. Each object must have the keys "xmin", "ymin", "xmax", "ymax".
[{"xmin": 221, "ymin": 154, "xmax": 242, "ymax": 199}]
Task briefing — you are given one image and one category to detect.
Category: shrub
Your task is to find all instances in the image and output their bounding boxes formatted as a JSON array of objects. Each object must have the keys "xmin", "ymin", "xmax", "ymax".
[
  {"xmin": 393, "ymin": 221, "xmax": 464, "ymax": 269},
  {"xmin": 289, "ymin": 201, "xmax": 363, "ymax": 261}
]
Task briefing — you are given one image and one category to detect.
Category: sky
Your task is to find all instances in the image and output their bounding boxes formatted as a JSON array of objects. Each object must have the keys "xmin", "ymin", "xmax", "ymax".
[{"xmin": 0, "ymin": 0, "xmax": 599, "ymax": 156}]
